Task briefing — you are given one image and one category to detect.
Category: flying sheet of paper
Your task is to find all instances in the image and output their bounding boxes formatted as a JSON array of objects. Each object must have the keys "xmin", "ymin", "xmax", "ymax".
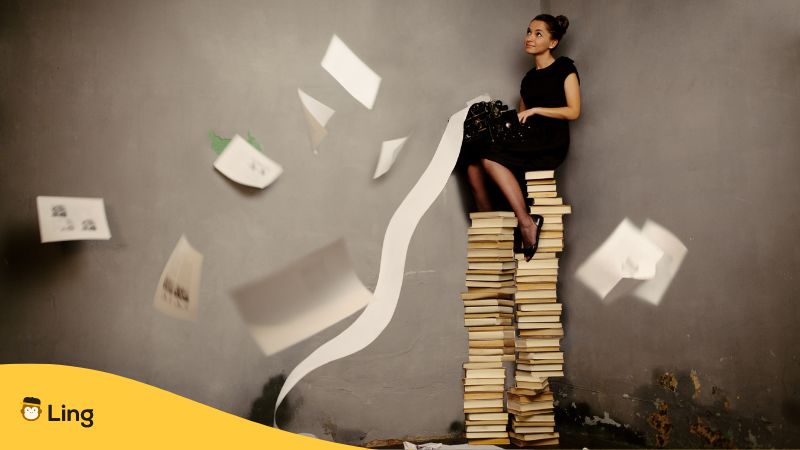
[
  {"xmin": 275, "ymin": 100, "xmax": 480, "ymax": 426},
  {"xmin": 633, "ymin": 220, "xmax": 688, "ymax": 305},
  {"xmin": 404, "ymin": 442, "xmax": 443, "ymax": 450},
  {"xmin": 575, "ymin": 218, "xmax": 665, "ymax": 300},
  {"xmin": 213, "ymin": 134, "xmax": 283, "ymax": 189},
  {"xmin": 373, "ymin": 136, "xmax": 409, "ymax": 179},
  {"xmin": 231, "ymin": 239, "xmax": 372, "ymax": 356},
  {"xmin": 320, "ymin": 34, "xmax": 381, "ymax": 109},
  {"xmin": 298, "ymin": 88, "xmax": 335, "ymax": 152},
  {"xmin": 154, "ymin": 235, "xmax": 204, "ymax": 321},
  {"xmin": 36, "ymin": 196, "xmax": 112, "ymax": 243}
]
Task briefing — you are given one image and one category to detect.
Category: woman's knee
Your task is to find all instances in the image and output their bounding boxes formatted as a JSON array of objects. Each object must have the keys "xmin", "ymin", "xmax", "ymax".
[
  {"xmin": 466, "ymin": 162, "xmax": 482, "ymax": 177},
  {"xmin": 480, "ymin": 158, "xmax": 496, "ymax": 171}
]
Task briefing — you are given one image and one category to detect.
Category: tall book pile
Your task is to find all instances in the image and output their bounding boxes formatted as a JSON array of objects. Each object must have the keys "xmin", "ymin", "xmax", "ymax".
[
  {"xmin": 462, "ymin": 211, "xmax": 517, "ymax": 446},
  {"xmin": 507, "ymin": 169, "xmax": 571, "ymax": 447}
]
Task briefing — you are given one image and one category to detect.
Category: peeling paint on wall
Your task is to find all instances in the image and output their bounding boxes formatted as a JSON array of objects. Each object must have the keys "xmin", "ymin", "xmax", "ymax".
[
  {"xmin": 711, "ymin": 385, "xmax": 732, "ymax": 412},
  {"xmin": 583, "ymin": 411, "xmax": 624, "ymax": 428},
  {"xmin": 689, "ymin": 416, "xmax": 735, "ymax": 448},
  {"xmin": 647, "ymin": 400, "xmax": 672, "ymax": 447},
  {"xmin": 748, "ymin": 429, "xmax": 758, "ymax": 447},
  {"xmin": 550, "ymin": 384, "xmax": 647, "ymax": 448},
  {"xmin": 658, "ymin": 372, "xmax": 678, "ymax": 392},
  {"xmin": 690, "ymin": 370, "xmax": 701, "ymax": 399}
]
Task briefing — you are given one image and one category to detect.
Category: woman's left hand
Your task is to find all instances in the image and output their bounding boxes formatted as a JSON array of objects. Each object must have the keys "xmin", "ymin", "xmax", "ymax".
[{"xmin": 518, "ymin": 108, "xmax": 537, "ymax": 124}]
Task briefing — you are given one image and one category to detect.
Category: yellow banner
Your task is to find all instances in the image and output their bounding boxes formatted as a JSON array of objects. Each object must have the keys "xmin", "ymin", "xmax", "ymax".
[{"xmin": 1, "ymin": 364, "xmax": 359, "ymax": 449}]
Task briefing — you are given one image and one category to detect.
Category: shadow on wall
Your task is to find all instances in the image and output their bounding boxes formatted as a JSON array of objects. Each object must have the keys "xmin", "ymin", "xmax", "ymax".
[
  {"xmin": 553, "ymin": 369, "xmax": 783, "ymax": 448},
  {"xmin": 0, "ymin": 200, "xmax": 126, "ymax": 302},
  {"xmin": 0, "ymin": 219, "xmax": 84, "ymax": 290},
  {"xmin": 248, "ymin": 374, "xmax": 297, "ymax": 428}
]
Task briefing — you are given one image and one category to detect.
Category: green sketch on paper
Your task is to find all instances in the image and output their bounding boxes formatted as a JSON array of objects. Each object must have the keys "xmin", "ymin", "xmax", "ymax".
[
  {"xmin": 209, "ymin": 131, "xmax": 231, "ymax": 155},
  {"xmin": 246, "ymin": 132, "xmax": 263, "ymax": 152},
  {"xmin": 209, "ymin": 130, "xmax": 263, "ymax": 154}
]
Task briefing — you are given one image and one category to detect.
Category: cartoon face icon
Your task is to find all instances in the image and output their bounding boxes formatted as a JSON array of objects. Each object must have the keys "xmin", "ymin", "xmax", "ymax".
[{"xmin": 21, "ymin": 397, "xmax": 42, "ymax": 421}]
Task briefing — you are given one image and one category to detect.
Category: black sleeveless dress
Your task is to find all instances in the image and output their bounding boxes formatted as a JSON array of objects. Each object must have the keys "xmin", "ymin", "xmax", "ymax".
[{"xmin": 478, "ymin": 56, "xmax": 580, "ymax": 180}]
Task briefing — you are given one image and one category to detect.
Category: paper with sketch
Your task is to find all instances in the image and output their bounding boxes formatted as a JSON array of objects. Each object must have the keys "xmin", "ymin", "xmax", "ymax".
[
  {"xmin": 275, "ymin": 101, "xmax": 478, "ymax": 426},
  {"xmin": 36, "ymin": 196, "xmax": 111, "ymax": 243},
  {"xmin": 633, "ymin": 220, "xmax": 688, "ymax": 305},
  {"xmin": 154, "ymin": 235, "xmax": 204, "ymax": 321},
  {"xmin": 231, "ymin": 239, "xmax": 372, "ymax": 356},
  {"xmin": 373, "ymin": 136, "xmax": 409, "ymax": 179},
  {"xmin": 298, "ymin": 88, "xmax": 335, "ymax": 152},
  {"xmin": 213, "ymin": 134, "xmax": 283, "ymax": 189},
  {"xmin": 321, "ymin": 34, "xmax": 381, "ymax": 109},
  {"xmin": 575, "ymin": 218, "xmax": 664, "ymax": 299}
]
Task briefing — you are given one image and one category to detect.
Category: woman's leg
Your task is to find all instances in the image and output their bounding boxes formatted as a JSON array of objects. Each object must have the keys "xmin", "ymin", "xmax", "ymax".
[
  {"xmin": 467, "ymin": 163, "xmax": 493, "ymax": 212},
  {"xmin": 480, "ymin": 158, "xmax": 538, "ymax": 247}
]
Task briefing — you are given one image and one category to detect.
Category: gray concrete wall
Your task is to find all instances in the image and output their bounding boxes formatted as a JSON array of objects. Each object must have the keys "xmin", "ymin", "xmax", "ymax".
[
  {"xmin": 546, "ymin": 0, "xmax": 800, "ymax": 447},
  {"xmin": 3, "ymin": 0, "xmax": 800, "ymax": 447},
  {"xmin": 0, "ymin": 0, "xmax": 542, "ymax": 445}
]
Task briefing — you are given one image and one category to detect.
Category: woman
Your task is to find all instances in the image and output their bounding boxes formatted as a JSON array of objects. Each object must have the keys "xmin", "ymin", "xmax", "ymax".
[{"xmin": 466, "ymin": 14, "xmax": 581, "ymax": 260}]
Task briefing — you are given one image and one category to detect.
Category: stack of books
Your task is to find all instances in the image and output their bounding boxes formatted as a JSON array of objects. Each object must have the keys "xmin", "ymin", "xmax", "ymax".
[
  {"xmin": 508, "ymin": 344, "xmax": 560, "ymax": 446},
  {"xmin": 462, "ymin": 211, "xmax": 517, "ymax": 445},
  {"xmin": 463, "ymin": 363, "xmax": 509, "ymax": 445},
  {"xmin": 525, "ymin": 170, "xmax": 571, "ymax": 253},
  {"xmin": 507, "ymin": 381, "xmax": 559, "ymax": 446},
  {"xmin": 464, "ymin": 211, "xmax": 518, "ymax": 362},
  {"xmin": 507, "ymin": 169, "xmax": 571, "ymax": 447}
]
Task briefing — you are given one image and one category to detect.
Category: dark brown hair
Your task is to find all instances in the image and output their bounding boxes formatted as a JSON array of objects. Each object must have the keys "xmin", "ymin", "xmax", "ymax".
[{"xmin": 532, "ymin": 14, "xmax": 570, "ymax": 49}]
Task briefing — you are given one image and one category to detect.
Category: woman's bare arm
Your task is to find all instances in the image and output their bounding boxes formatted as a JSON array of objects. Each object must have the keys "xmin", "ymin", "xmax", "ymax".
[{"xmin": 519, "ymin": 98, "xmax": 527, "ymax": 112}]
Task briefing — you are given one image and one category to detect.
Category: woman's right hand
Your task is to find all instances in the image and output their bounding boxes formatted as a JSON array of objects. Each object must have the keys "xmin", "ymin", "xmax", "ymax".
[{"xmin": 518, "ymin": 108, "xmax": 537, "ymax": 124}]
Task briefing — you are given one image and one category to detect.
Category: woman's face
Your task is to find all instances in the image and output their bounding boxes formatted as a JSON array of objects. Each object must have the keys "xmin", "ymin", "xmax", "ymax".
[{"xmin": 524, "ymin": 20, "xmax": 556, "ymax": 55}]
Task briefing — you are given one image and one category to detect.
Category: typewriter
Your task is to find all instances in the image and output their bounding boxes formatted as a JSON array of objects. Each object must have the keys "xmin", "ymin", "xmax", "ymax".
[{"xmin": 463, "ymin": 100, "xmax": 530, "ymax": 145}]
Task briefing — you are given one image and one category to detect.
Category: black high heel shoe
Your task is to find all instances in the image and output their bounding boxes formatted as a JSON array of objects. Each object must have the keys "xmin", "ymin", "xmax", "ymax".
[{"xmin": 522, "ymin": 214, "xmax": 544, "ymax": 262}]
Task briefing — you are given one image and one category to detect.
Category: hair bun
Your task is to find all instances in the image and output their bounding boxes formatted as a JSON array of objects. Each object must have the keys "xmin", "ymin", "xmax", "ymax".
[{"xmin": 555, "ymin": 15, "xmax": 570, "ymax": 34}]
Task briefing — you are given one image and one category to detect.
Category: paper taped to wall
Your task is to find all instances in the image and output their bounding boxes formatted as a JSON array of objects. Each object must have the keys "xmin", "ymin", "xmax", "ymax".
[
  {"xmin": 373, "ymin": 136, "xmax": 409, "ymax": 179},
  {"xmin": 231, "ymin": 239, "xmax": 372, "ymax": 356},
  {"xmin": 154, "ymin": 235, "xmax": 204, "ymax": 321},
  {"xmin": 274, "ymin": 100, "xmax": 480, "ymax": 425},
  {"xmin": 298, "ymin": 88, "xmax": 335, "ymax": 152},
  {"xmin": 36, "ymin": 196, "xmax": 112, "ymax": 243},
  {"xmin": 213, "ymin": 134, "xmax": 283, "ymax": 189},
  {"xmin": 321, "ymin": 34, "xmax": 381, "ymax": 109}
]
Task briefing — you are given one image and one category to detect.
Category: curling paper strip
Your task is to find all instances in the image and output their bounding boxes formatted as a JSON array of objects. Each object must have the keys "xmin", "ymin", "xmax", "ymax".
[{"xmin": 275, "ymin": 102, "xmax": 475, "ymax": 423}]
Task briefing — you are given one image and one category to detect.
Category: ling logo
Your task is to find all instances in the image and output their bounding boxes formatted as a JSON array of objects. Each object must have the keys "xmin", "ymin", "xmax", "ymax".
[
  {"xmin": 20, "ymin": 396, "xmax": 94, "ymax": 428},
  {"xmin": 21, "ymin": 397, "xmax": 42, "ymax": 421}
]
